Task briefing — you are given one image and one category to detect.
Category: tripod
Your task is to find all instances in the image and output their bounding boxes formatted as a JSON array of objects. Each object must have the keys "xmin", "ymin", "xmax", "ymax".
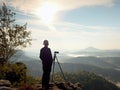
[{"xmin": 51, "ymin": 51, "xmax": 66, "ymax": 82}]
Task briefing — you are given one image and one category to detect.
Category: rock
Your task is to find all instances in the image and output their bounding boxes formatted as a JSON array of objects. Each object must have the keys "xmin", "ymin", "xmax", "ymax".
[
  {"xmin": 55, "ymin": 82, "xmax": 67, "ymax": 89},
  {"xmin": 74, "ymin": 82, "xmax": 82, "ymax": 87},
  {"xmin": 0, "ymin": 80, "xmax": 11, "ymax": 90},
  {"xmin": 16, "ymin": 82, "xmax": 83, "ymax": 90},
  {"xmin": 70, "ymin": 82, "xmax": 82, "ymax": 90},
  {"xmin": 34, "ymin": 84, "xmax": 42, "ymax": 90},
  {"xmin": 0, "ymin": 86, "xmax": 11, "ymax": 90},
  {"xmin": 52, "ymin": 86, "xmax": 60, "ymax": 90},
  {"xmin": 54, "ymin": 82, "xmax": 83, "ymax": 90},
  {"xmin": 0, "ymin": 80, "xmax": 11, "ymax": 87}
]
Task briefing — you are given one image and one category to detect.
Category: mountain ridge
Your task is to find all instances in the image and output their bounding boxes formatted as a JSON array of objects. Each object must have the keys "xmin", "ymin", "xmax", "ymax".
[{"xmin": 10, "ymin": 49, "xmax": 120, "ymax": 83}]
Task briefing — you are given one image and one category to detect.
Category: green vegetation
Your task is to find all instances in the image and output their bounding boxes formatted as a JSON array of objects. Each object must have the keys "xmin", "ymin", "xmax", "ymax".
[
  {"xmin": 0, "ymin": 3, "xmax": 31, "ymax": 62},
  {"xmin": 0, "ymin": 61, "xmax": 41, "ymax": 86},
  {"xmin": 63, "ymin": 56, "xmax": 120, "ymax": 82},
  {"xmin": 0, "ymin": 62, "xmax": 26, "ymax": 85},
  {"xmin": 54, "ymin": 71, "xmax": 120, "ymax": 90},
  {"xmin": 0, "ymin": 3, "xmax": 33, "ymax": 87}
]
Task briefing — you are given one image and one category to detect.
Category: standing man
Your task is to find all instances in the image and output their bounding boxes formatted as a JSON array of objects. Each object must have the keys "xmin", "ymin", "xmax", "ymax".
[{"xmin": 39, "ymin": 40, "xmax": 53, "ymax": 89}]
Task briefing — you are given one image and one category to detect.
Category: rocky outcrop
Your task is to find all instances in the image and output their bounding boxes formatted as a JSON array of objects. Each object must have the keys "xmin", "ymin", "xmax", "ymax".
[
  {"xmin": 0, "ymin": 80, "xmax": 83, "ymax": 90},
  {"xmin": 0, "ymin": 80, "xmax": 11, "ymax": 90},
  {"xmin": 34, "ymin": 82, "xmax": 83, "ymax": 90}
]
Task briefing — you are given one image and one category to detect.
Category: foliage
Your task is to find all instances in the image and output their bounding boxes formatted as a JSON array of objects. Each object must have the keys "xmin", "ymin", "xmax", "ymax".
[
  {"xmin": 0, "ymin": 62, "xmax": 27, "ymax": 86},
  {"xmin": 54, "ymin": 71, "xmax": 120, "ymax": 90},
  {"xmin": 51, "ymin": 72, "xmax": 66, "ymax": 82},
  {"xmin": 0, "ymin": 61, "xmax": 42, "ymax": 87},
  {"xmin": 0, "ymin": 3, "xmax": 31, "ymax": 61}
]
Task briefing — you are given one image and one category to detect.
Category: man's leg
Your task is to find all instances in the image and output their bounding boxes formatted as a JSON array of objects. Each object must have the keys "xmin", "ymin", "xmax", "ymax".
[
  {"xmin": 42, "ymin": 63, "xmax": 47, "ymax": 88},
  {"xmin": 42, "ymin": 68, "xmax": 49, "ymax": 85},
  {"xmin": 42, "ymin": 62, "xmax": 52, "ymax": 89},
  {"xmin": 42, "ymin": 71, "xmax": 50, "ymax": 90},
  {"xmin": 42, "ymin": 71, "xmax": 46, "ymax": 87}
]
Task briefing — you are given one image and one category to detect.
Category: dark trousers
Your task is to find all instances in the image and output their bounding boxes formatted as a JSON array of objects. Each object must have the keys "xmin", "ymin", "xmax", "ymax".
[{"xmin": 42, "ymin": 61, "xmax": 52, "ymax": 87}]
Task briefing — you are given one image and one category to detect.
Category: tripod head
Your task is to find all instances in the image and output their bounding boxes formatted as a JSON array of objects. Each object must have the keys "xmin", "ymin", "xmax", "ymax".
[
  {"xmin": 53, "ymin": 51, "xmax": 59, "ymax": 61},
  {"xmin": 54, "ymin": 51, "xmax": 59, "ymax": 54}
]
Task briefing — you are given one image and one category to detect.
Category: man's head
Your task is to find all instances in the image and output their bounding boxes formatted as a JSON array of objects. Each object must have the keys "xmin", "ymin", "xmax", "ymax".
[{"xmin": 43, "ymin": 40, "xmax": 49, "ymax": 47}]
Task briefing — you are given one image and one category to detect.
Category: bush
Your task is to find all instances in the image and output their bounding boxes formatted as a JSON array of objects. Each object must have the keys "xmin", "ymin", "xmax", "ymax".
[{"xmin": 0, "ymin": 62, "xmax": 27, "ymax": 85}]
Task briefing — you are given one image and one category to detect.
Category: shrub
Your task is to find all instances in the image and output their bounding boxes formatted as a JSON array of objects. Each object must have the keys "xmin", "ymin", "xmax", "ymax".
[{"xmin": 0, "ymin": 62, "xmax": 27, "ymax": 86}]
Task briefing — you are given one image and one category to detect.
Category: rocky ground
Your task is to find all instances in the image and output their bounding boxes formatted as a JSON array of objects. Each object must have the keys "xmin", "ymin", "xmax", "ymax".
[
  {"xmin": 0, "ymin": 80, "xmax": 83, "ymax": 90},
  {"xmin": 34, "ymin": 82, "xmax": 82, "ymax": 90},
  {"xmin": 0, "ymin": 80, "xmax": 11, "ymax": 90}
]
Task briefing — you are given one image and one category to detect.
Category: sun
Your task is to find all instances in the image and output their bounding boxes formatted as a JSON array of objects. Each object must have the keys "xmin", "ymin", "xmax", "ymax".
[{"xmin": 35, "ymin": 2, "xmax": 59, "ymax": 24}]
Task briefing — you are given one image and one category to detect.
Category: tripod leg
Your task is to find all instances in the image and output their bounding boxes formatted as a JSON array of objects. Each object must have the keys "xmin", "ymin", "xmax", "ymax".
[
  {"xmin": 51, "ymin": 60, "xmax": 55, "ymax": 82},
  {"xmin": 56, "ymin": 57, "xmax": 66, "ymax": 82}
]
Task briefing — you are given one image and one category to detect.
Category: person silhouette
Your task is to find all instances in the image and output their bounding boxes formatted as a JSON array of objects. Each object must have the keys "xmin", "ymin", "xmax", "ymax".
[{"xmin": 39, "ymin": 40, "xmax": 53, "ymax": 89}]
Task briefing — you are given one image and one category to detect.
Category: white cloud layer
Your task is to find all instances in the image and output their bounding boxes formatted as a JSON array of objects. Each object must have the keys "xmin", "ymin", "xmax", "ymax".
[
  {"xmin": 0, "ymin": 0, "xmax": 119, "ymax": 52},
  {"xmin": 22, "ymin": 19, "xmax": 120, "ymax": 51},
  {"xmin": 1, "ymin": 0, "xmax": 114, "ymax": 14}
]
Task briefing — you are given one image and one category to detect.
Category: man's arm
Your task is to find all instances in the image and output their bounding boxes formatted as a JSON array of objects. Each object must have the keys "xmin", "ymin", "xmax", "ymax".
[
  {"xmin": 39, "ymin": 49, "xmax": 43, "ymax": 61},
  {"xmin": 49, "ymin": 48, "xmax": 53, "ymax": 61}
]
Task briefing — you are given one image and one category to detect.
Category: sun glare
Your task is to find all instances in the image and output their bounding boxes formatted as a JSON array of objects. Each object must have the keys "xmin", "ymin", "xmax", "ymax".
[{"xmin": 35, "ymin": 2, "xmax": 59, "ymax": 24}]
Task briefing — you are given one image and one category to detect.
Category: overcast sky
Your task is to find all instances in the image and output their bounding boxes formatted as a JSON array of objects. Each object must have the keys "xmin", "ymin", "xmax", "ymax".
[{"xmin": 0, "ymin": 0, "xmax": 120, "ymax": 54}]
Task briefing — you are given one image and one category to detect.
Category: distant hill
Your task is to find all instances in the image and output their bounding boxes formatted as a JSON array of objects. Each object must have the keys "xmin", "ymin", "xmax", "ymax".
[
  {"xmin": 63, "ymin": 56, "xmax": 120, "ymax": 82},
  {"xmin": 81, "ymin": 47, "xmax": 101, "ymax": 52},
  {"xmin": 10, "ymin": 50, "xmax": 120, "ymax": 82},
  {"xmin": 73, "ymin": 47, "xmax": 120, "ymax": 57},
  {"xmin": 64, "ymin": 56, "xmax": 120, "ymax": 69},
  {"xmin": 19, "ymin": 59, "xmax": 120, "ymax": 82}
]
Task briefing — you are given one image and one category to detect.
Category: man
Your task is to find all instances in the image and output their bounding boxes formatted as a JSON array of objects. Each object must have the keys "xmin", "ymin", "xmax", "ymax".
[{"xmin": 39, "ymin": 40, "xmax": 53, "ymax": 89}]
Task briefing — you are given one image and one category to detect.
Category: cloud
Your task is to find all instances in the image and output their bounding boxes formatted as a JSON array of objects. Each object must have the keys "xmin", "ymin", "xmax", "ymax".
[
  {"xmin": 1, "ymin": 0, "xmax": 43, "ymax": 14},
  {"xmin": 23, "ymin": 19, "xmax": 120, "ymax": 51},
  {"xmin": 1, "ymin": 0, "xmax": 114, "ymax": 15},
  {"xmin": 51, "ymin": 0, "xmax": 114, "ymax": 11},
  {"xmin": 0, "ymin": 0, "xmax": 115, "ymax": 25},
  {"xmin": 17, "ymin": 18, "xmax": 120, "ymax": 40},
  {"xmin": 0, "ymin": 0, "xmax": 119, "ymax": 50}
]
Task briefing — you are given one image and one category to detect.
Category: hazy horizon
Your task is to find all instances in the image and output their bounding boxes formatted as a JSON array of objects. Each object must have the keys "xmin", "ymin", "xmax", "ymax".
[{"xmin": 21, "ymin": 46, "xmax": 120, "ymax": 61}]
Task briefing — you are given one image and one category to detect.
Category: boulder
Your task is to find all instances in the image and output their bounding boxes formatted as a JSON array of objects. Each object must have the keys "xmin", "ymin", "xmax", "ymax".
[{"xmin": 0, "ymin": 80, "xmax": 11, "ymax": 90}]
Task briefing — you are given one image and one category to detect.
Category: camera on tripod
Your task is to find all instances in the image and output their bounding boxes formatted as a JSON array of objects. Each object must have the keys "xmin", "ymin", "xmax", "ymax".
[{"xmin": 54, "ymin": 51, "xmax": 59, "ymax": 54}]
